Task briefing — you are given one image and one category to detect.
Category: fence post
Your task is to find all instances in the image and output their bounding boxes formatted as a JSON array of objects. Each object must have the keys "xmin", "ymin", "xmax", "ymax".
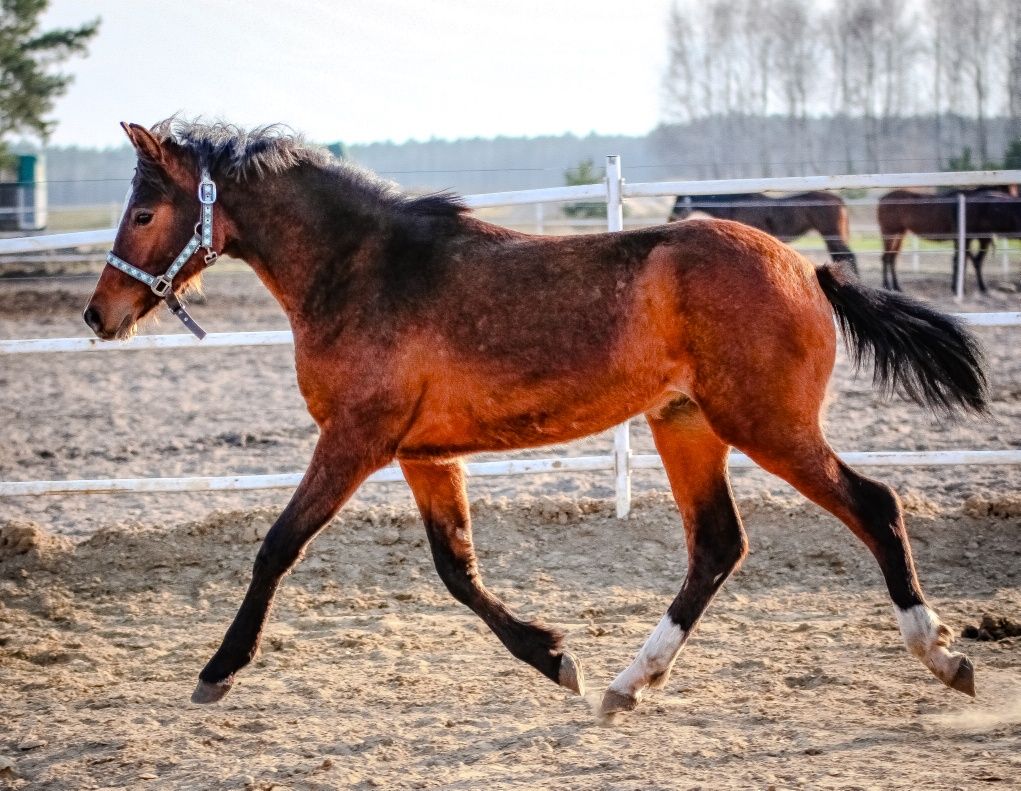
[
  {"xmin": 606, "ymin": 155, "xmax": 632, "ymax": 519},
  {"xmin": 911, "ymin": 235, "xmax": 919, "ymax": 273},
  {"xmin": 535, "ymin": 202, "xmax": 545, "ymax": 234},
  {"xmin": 955, "ymin": 192, "xmax": 966, "ymax": 301}
]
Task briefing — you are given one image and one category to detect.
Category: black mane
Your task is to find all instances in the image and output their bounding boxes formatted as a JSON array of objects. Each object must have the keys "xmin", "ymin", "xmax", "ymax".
[{"xmin": 146, "ymin": 117, "xmax": 468, "ymax": 219}]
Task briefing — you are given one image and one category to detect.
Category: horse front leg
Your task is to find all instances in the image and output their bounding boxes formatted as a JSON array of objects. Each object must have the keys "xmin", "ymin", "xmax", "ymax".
[
  {"xmin": 192, "ymin": 428, "xmax": 389, "ymax": 703},
  {"xmin": 400, "ymin": 458, "xmax": 584, "ymax": 695}
]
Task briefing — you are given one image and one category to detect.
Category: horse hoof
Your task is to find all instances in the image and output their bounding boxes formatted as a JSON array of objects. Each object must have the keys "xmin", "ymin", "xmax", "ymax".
[
  {"xmin": 191, "ymin": 677, "xmax": 233, "ymax": 704},
  {"xmin": 599, "ymin": 688, "xmax": 639, "ymax": 719},
  {"xmin": 558, "ymin": 652, "xmax": 585, "ymax": 695},
  {"xmin": 947, "ymin": 655, "xmax": 976, "ymax": 698}
]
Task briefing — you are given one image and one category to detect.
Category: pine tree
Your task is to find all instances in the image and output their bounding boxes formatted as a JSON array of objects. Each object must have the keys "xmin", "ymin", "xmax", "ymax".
[
  {"xmin": 0, "ymin": 0, "xmax": 99, "ymax": 164},
  {"xmin": 562, "ymin": 158, "xmax": 603, "ymax": 219}
]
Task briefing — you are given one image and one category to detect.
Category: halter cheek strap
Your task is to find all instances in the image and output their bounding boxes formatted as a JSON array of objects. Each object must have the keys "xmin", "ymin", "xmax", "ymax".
[{"xmin": 105, "ymin": 168, "xmax": 219, "ymax": 340}]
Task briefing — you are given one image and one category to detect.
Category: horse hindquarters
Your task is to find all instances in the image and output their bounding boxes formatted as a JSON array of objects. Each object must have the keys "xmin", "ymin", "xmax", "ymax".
[
  {"xmin": 603, "ymin": 252, "xmax": 981, "ymax": 716},
  {"xmin": 692, "ymin": 265, "xmax": 982, "ymax": 699}
]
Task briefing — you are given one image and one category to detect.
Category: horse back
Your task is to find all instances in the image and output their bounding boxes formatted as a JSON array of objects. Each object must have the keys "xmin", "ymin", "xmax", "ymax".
[
  {"xmin": 789, "ymin": 191, "xmax": 848, "ymax": 240},
  {"xmin": 878, "ymin": 190, "xmax": 956, "ymax": 238}
]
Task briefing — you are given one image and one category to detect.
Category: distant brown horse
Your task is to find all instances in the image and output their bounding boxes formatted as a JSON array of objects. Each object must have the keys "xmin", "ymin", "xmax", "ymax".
[
  {"xmin": 878, "ymin": 187, "xmax": 1021, "ymax": 292},
  {"xmin": 669, "ymin": 191, "xmax": 858, "ymax": 273},
  {"xmin": 85, "ymin": 120, "xmax": 985, "ymax": 720}
]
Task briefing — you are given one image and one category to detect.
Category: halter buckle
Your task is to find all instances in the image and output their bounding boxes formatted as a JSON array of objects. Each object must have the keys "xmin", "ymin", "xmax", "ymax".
[
  {"xmin": 151, "ymin": 275, "xmax": 173, "ymax": 297},
  {"xmin": 204, "ymin": 250, "xmax": 218, "ymax": 265},
  {"xmin": 198, "ymin": 177, "xmax": 217, "ymax": 205}
]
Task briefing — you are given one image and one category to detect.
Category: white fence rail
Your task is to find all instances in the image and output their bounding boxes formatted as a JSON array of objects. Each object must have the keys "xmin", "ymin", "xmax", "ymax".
[
  {"xmin": 3, "ymin": 161, "xmax": 1021, "ymax": 516},
  {"xmin": 4, "ymin": 450, "xmax": 1019, "ymax": 498}
]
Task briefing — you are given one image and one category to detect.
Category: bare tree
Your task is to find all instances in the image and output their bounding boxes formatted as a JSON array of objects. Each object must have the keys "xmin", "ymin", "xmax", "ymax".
[
  {"xmin": 1006, "ymin": 1, "xmax": 1021, "ymax": 138},
  {"xmin": 768, "ymin": 0, "xmax": 818, "ymax": 173},
  {"xmin": 661, "ymin": 2, "xmax": 697, "ymax": 125},
  {"xmin": 658, "ymin": 0, "xmax": 1017, "ymax": 175}
]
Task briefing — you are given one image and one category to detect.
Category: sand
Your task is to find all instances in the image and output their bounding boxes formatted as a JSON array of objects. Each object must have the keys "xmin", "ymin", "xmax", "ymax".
[
  {"xmin": 1, "ymin": 263, "xmax": 1020, "ymax": 789},
  {"xmin": 2, "ymin": 494, "xmax": 1021, "ymax": 790}
]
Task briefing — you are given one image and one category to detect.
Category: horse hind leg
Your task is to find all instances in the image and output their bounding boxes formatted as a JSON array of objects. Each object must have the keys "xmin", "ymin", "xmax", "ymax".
[
  {"xmin": 973, "ymin": 238, "xmax": 991, "ymax": 293},
  {"xmin": 400, "ymin": 458, "xmax": 584, "ymax": 696},
  {"xmin": 824, "ymin": 235, "xmax": 858, "ymax": 275},
  {"xmin": 824, "ymin": 208, "xmax": 858, "ymax": 275},
  {"xmin": 600, "ymin": 399, "xmax": 747, "ymax": 719},
  {"xmin": 882, "ymin": 232, "xmax": 904, "ymax": 291},
  {"xmin": 712, "ymin": 414, "xmax": 975, "ymax": 698}
]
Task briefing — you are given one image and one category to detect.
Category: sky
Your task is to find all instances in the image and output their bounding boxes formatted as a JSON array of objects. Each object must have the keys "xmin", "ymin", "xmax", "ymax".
[{"xmin": 39, "ymin": 0, "xmax": 675, "ymax": 149}]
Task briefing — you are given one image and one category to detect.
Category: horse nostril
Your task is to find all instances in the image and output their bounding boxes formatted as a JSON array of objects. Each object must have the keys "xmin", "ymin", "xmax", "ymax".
[{"xmin": 83, "ymin": 306, "xmax": 103, "ymax": 333}]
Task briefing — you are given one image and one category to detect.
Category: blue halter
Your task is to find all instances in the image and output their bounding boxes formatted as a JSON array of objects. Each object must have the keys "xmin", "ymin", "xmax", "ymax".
[{"xmin": 105, "ymin": 168, "xmax": 219, "ymax": 339}]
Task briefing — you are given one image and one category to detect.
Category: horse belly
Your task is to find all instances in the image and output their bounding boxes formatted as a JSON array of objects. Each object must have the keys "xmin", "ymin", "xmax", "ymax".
[{"xmin": 397, "ymin": 361, "xmax": 681, "ymax": 459}]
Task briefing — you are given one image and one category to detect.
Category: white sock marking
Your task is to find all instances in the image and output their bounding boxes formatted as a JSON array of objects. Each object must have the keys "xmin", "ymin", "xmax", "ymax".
[
  {"xmin": 895, "ymin": 604, "xmax": 961, "ymax": 682},
  {"xmin": 609, "ymin": 615, "xmax": 687, "ymax": 698}
]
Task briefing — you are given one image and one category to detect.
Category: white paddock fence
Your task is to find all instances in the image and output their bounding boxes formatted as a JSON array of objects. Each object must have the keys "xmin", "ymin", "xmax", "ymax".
[{"xmin": 2, "ymin": 159, "xmax": 1021, "ymax": 518}]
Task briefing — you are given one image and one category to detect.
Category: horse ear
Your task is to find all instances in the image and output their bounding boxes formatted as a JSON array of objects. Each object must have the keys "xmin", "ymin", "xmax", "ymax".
[{"xmin": 121, "ymin": 122, "xmax": 164, "ymax": 165}]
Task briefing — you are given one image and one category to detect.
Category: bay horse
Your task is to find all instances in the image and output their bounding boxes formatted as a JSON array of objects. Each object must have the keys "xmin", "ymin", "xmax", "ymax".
[
  {"xmin": 878, "ymin": 187, "xmax": 1021, "ymax": 293},
  {"xmin": 669, "ymin": 191, "xmax": 858, "ymax": 273},
  {"xmin": 85, "ymin": 120, "xmax": 986, "ymax": 719}
]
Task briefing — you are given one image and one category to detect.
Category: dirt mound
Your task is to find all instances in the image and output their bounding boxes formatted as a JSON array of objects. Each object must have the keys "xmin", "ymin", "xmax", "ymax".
[
  {"xmin": 962, "ymin": 614, "xmax": 1021, "ymax": 641},
  {"xmin": 963, "ymin": 493, "xmax": 1021, "ymax": 518},
  {"xmin": 0, "ymin": 521, "xmax": 71, "ymax": 561}
]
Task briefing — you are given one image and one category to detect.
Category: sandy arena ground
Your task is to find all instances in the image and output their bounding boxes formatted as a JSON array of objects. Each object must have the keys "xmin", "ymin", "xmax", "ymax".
[{"xmin": 1, "ymin": 255, "xmax": 1020, "ymax": 789}]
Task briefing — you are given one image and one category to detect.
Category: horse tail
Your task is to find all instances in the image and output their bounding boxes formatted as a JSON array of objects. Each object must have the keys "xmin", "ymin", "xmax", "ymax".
[{"xmin": 815, "ymin": 263, "xmax": 987, "ymax": 415}]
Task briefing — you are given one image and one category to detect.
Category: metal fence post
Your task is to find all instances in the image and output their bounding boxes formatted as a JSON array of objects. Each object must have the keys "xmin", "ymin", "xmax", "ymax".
[
  {"xmin": 535, "ymin": 202, "xmax": 544, "ymax": 234},
  {"xmin": 606, "ymin": 155, "xmax": 632, "ymax": 519},
  {"xmin": 955, "ymin": 192, "xmax": 966, "ymax": 301}
]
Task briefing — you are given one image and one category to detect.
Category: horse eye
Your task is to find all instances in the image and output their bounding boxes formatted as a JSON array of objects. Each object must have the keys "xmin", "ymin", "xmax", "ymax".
[{"xmin": 134, "ymin": 211, "xmax": 154, "ymax": 226}]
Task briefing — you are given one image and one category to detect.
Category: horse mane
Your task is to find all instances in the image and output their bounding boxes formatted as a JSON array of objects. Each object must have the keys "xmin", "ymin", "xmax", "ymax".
[{"xmin": 145, "ymin": 117, "xmax": 469, "ymax": 220}]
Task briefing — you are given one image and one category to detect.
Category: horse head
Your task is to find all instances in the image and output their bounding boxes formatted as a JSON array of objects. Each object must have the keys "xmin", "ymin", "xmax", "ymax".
[{"xmin": 84, "ymin": 123, "xmax": 226, "ymax": 340}]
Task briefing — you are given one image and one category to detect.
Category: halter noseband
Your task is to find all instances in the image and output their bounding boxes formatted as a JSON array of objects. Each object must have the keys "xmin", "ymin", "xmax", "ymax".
[{"xmin": 105, "ymin": 168, "xmax": 219, "ymax": 339}]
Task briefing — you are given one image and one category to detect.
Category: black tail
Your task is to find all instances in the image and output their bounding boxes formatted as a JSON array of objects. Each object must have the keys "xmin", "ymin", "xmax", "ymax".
[{"xmin": 815, "ymin": 263, "xmax": 987, "ymax": 415}]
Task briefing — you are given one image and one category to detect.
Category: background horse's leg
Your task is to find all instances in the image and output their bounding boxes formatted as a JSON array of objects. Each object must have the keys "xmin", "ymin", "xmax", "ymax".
[
  {"xmin": 720, "ymin": 422, "xmax": 974, "ymax": 698},
  {"xmin": 192, "ymin": 434, "xmax": 386, "ymax": 703},
  {"xmin": 882, "ymin": 233, "xmax": 903, "ymax": 290},
  {"xmin": 601, "ymin": 401, "xmax": 747, "ymax": 718},
  {"xmin": 823, "ymin": 235, "xmax": 858, "ymax": 275},
  {"xmin": 972, "ymin": 238, "xmax": 991, "ymax": 293},
  {"xmin": 400, "ymin": 458, "xmax": 584, "ymax": 695}
]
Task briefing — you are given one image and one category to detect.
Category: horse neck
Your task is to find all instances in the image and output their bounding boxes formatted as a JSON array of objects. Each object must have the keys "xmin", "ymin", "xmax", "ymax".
[{"xmin": 218, "ymin": 166, "xmax": 383, "ymax": 321}]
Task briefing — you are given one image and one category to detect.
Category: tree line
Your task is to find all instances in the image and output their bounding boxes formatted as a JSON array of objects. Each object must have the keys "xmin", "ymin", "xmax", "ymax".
[{"xmin": 660, "ymin": 0, "xmax": 1021, "ymax": 175}]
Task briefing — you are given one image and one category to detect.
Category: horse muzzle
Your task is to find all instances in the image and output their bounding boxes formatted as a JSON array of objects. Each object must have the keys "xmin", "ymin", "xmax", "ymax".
[{"xmin": 82, "ymin": 301, "xmax": 137, "ymax": 341}]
